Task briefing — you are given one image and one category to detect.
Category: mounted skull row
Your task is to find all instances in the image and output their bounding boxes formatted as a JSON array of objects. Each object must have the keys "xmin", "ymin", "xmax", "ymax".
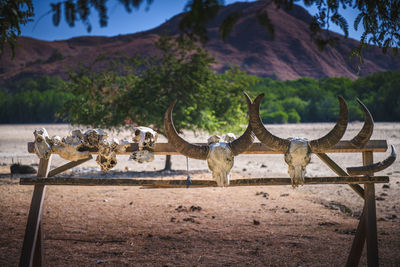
[
  {"xmin": 33, "ymin": 126, "xmax": 158, "ymax": 171},
  {"xmin": 165, "ymin": 93, "xmax": 395, "ymax": 187}
]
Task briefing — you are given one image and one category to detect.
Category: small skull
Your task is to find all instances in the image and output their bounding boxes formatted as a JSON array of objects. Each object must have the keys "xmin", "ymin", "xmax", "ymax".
[
  {"xmin": 130, "ymin": 127, "xmax": 158, "ymax": 163},
  {"xmin": 132, "ymin": 127, "xmax": 158, "ymax": 150},
  {"xmin": 96, "ymin": 139, "xmax": 117, "ymax": 171},
  {"xmin": 84, "ymin": 129, "xmax": 107, "ymax": 149},
  {"xmin": 33, "ymin": 128, "xmax": 52, "ymax": 159},
  {"xmin": 50, "ymin": 132, "xmax": 89, "ymax": 161},
  {"xmin": 284, "ymin": 138, "xmax": 311, "ymax": 187},
  {"xmin": 206, "ymin": 135, "xmax": 235, "ymax": 187}
]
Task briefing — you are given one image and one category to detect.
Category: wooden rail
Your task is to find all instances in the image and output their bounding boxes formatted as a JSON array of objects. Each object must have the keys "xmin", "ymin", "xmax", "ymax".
[
  {"xmin": 20, "ymin": 176, "xmax": 389, "ymax": 187},
  {"xmin": 27, "ymin": 140, "xmax": 388, "ymax": 155}
]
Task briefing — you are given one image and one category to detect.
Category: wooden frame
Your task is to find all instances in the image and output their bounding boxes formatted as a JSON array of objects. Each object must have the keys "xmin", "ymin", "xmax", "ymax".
[{"xmin": 19, "ymin": 141, "xmax": 388, "ymax": 267}]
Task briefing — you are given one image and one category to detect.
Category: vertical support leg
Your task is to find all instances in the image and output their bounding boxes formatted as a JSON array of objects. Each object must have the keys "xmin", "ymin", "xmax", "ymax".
[
  {"xmin": 19, "ymin": 157, "xmax": 51, "ymax": 267},
  {"xmin": 346, "ymin": 206, "xmax": 366, "ymax": 266},
  {"xmin": 363, "ymin": 151, "xmax": 379, "ymax": 267},
  {"xmin": 32, "ymin": 223, "xmax": 44, "ymax": 266}
]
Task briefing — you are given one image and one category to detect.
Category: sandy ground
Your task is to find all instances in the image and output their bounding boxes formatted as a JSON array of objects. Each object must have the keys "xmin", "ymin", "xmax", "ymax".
[{"xmin": 0, "ymin": 123, "xmax": 399, "ymax": 266}]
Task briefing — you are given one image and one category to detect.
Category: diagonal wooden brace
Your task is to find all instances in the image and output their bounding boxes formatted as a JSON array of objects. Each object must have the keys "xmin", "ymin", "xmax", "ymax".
[{"xmin": 19, "ymin": 157, "xmax": 51, "ymax": 267}]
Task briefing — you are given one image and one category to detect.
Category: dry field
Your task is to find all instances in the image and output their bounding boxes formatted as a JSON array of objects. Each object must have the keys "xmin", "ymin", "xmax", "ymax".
[{"xmin": 0, "ymin": 123, "xmax": 399, "ymax": 266}]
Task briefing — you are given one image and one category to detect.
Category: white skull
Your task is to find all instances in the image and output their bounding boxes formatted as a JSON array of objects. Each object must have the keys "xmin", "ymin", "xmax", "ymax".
[
  {"xmin": 206, "ymin": 136, "xmax": 234, "ymax": 187},
  {"xmin": 132, "ymin": 126, "xmax": 158, "ymax": 150},
  {"xmin": 284, "ymin": 138, "xmax": 311, "ymax": 188},
  {"xmin": 33, "ymin": 128, "xmax": 52, "ymax": 159},
  {"xmin": 50, "ymin": 131, "xmax": 89, "ymax": 161},
  {"xmin": 130, "ymin": 127, "xmax": 158, "ymax": 163}
]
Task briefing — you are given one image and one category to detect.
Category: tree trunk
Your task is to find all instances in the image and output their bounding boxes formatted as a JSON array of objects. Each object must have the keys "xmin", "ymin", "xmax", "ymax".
[{"xmin": 164, "ymin": 155, "xmax": 172, "ymax": 171}]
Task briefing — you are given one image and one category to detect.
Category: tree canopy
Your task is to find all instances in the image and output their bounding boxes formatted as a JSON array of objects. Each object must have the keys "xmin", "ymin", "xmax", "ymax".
[{"xmin": 58, "ymin": 35, "xmax": 255, "ymax": 136}]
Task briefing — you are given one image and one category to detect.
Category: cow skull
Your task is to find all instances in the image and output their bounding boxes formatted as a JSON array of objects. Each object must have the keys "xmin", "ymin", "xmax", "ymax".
[
  {"xmin": 283, "ymin": 138, "xmax": 311, "ymax": 187},
  {"xmin": 245, "ymin": 93, "xmax": 349, "ymax": 187},
  {"xmin": 164, "ymin": 101, "xmax": 255, "ymax": 187},
  {"xmin": 246, "ymin": 93, "xmax": 375, "ymax": 188},
  {"xmin": 33, "ymin": 128, "xmax": 52, "ymax": 159},
  {"xmin": 206, "ymin": 135, "xmax": 236, "ymax": 186},
  {"xmin": 130, "ymin": 126, "xmax": 158, "ymax": 163}
]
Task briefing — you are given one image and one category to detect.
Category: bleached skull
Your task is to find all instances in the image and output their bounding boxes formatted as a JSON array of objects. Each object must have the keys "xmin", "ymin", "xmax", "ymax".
[
  {"xmin": 50, "ymin": 130, "xmax": 89, "ymax": 161},
  {"xmin": 164, "ymin": 101, "xmax": 255, "ymax": 187},
  {"xmin": 132, "ymin": 127, "xmax": 158, "ymax": 150},
  {"xmin": 284, "ymin": 138, "xmax": 311, "ymax": 188},
  {"xmin": 33, "ymin": 128, "xmax": 52, "ymax": 159},
  {"xmin": 206, "ymin": 135, "xmax": 235, "ymax": 187},
  {"xmin": 130, "ymin": 126, "xmax": 158, "ymax": 163}
]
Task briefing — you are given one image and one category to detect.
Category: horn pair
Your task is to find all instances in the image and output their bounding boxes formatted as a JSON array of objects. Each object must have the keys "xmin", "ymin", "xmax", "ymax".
[
  {"xmin": 164, "ymin": 100, "xmax": 255, "ymax": 160},
  {"xmin": 244, "ymin": 92, "xmax": 351, "ymax": 153}
]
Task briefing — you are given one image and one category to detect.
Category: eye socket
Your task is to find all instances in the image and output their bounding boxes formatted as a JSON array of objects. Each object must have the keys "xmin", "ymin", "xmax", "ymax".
[
  {"xmin": 145, "ymin": 132, "xmax": 152, "ymax": 139},
  {"xmin": 135, "ymin": 130, "xmax": 141, "ymax": 136}
]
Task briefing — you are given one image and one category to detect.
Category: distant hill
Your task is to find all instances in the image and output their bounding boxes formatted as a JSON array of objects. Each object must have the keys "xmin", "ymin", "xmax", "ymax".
[{"xmin": 1, "ymin": 1, "xmax": 399, "ymax": 83}]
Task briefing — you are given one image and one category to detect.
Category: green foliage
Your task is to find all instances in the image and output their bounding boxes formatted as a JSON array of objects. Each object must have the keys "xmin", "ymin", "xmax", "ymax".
[
  {"xmin": 247, "ymin": 71, "xmax": 400, "ymax": 123},
  {"xmin": 0, "ymin": 76, "xmax": 72, "ymax": 123},
  {"xmin": 60, "ymin": 35, "xmax": 255, "ymax": 136},
  {"xmin": 0, "ymin": 0, "xmax": 34, "ymax": 58}
]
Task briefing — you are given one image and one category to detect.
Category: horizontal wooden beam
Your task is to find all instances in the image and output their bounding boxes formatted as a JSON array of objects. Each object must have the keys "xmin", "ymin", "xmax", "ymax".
[
  {"xmin": 19, "ymin": 176, "xmax": 389, "ymax": 187},
  {"xmin": 27, "ymin": 140, "xmax": 387, "ymax": 155}
]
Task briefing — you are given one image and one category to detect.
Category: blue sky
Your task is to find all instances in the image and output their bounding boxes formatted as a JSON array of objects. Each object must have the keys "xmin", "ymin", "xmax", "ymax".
[{"xmin": 20, "ymin": 0, "xmax": 363, "ymax": 41}]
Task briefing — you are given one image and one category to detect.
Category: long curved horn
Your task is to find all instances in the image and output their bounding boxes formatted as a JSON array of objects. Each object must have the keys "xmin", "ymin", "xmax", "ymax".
[
  {"xmin": 164, "ymin": 101, "xmax": 209, "ymax": 160},
  {"xmin": 244, "ymin": 92, "xmax": 289, "ymax": 152},
  {"xmin": 350, "ymin": 98, "xmax": 374, "ymax": 148},
  {"xmin": 309, "ymin": 96, "xmax": 348, "ymax": 152},
  {"xmin": 347, "ymin": 145, "xmax": 396, "ymax": 175},
  {"xmin": 229, "ymin": 121, "xmax": 255, "ymax": 156}
]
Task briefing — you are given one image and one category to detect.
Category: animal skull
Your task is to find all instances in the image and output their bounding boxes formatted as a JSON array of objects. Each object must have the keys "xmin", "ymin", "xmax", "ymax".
[
  {"xmin": 33, "ymin": 128, "xmax": 52, "ymax": 159},
  {"xmin": 284, "ymin": 138, "xmax": 311, "ymax": 187},
  {"xmin": 50, "ymin": 130, "xmax": 90, "ymax": 161},
  {"xmin": 130, "ymin": 126, "xmax": 158, "ymax": 163},
  {"xmin": 132, "ymin": 126, "xmax": 158, "ymax": 150},
  {"xmin": 245, "ymin": 93, "xmax": 349, "ymax": 188},
  {"xmin": 164, "ymin": 101, "xmax": 255, "ymax": 187},
  {"xmin": 206, "ymin": 136, "xmax": 235, "ymax": 187},
  {"xmin": 84, "ymin": 129, "xmax": 107, "ymax": 149},
  {"xmin": 96, "ymin": 139, "xmax": 117, "ymax": 171}
]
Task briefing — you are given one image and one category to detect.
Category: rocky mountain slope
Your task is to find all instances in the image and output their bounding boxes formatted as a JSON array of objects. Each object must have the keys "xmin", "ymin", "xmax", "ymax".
[{"xmin": 1, "ymin": 1, "xmax": 399, "ymax": 82}]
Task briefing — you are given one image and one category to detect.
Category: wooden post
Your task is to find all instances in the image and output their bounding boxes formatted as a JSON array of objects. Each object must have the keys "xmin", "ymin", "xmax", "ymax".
[
  {"xmin": 346, "ymin": 206, "xmax": 367, "ymax": 266},
  {"xmin": 19, "ymin": 157, "xmax": 51, "ymax": 267},
  {"xmin": 364, "ymin": 150, "xmax": 379, "ymax": 267}
]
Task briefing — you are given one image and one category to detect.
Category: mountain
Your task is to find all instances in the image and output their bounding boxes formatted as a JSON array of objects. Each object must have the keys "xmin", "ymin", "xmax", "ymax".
[{"xmin": 1, "ymin": 1, "xmax": 399, "ymax": 82}]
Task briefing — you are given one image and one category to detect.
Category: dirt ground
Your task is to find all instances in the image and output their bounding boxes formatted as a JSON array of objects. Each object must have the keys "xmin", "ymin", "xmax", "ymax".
[{"xmin": 0, "ymin": 123, "xmax": 399, "ymax": 266}]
